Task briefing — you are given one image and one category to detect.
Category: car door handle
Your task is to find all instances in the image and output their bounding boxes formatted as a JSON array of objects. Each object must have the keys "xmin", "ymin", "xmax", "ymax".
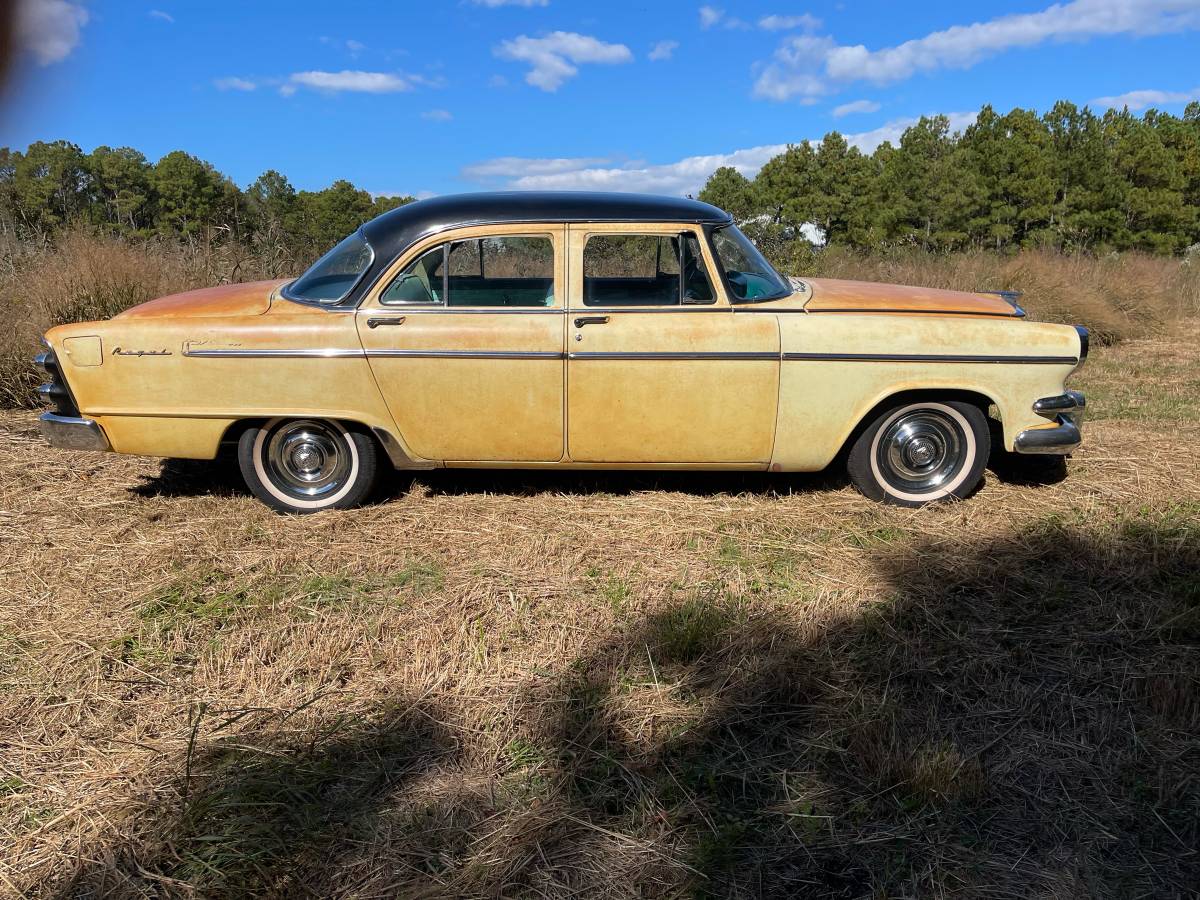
[
  {"xmin": 574, "ymin": 316, "xmax": 610, "ymax": 328},
  {"xmin": 367, "ymin": 316, "xmax": 406, "ymax": 328}
]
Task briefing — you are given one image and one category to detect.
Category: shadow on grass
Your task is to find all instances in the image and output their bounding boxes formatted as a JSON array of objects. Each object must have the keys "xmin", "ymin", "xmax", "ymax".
[
  {"xmin": 127, "ymin": 445, "xmax": 1071, "ymax": 505},
  {"xmin": 130, "ymin": 454, "xmax": 247, "ymax": 499},
  {"xmin": 55, "ymin": 513, "xmax": 1199, "ymax": 897}
]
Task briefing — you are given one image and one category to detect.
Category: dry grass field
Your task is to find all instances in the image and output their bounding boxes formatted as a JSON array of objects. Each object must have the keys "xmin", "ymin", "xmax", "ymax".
[{"xmin": 1, "ymin": 314, "xmax": 1197, "ymax": 897}]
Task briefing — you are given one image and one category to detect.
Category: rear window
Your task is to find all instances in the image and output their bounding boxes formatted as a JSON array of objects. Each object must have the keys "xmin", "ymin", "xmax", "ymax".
[{"xmin": 283, "ymin": 231, "xmax": 374, "ymax": 304}]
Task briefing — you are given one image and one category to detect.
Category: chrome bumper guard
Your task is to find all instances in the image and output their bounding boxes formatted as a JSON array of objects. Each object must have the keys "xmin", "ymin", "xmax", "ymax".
[{"xmin": 1014, "ymin": 390, "xmax": 1085, "ymax": 455}]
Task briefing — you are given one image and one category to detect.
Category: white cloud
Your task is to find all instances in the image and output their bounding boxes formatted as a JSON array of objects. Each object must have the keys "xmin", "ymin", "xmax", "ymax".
[
  {"xmin": 422, "ymin": 108, "xmax": 453, "ymax": 121},
  {"xmin": 463, "ymin": 156, "xmax": 617, "ymax": 180},
  {"xmin": 756, "ymin": 0, "xmax": 1200, "ymax": 102},
  {"xmin": 214, "ymin": 76, "xmax": 257, "ymax": 91},
  {"xmin": 758, "ymin": 13, "xmax": 821, "ymax": 31},
  {"xmin": 699, "ymin": 6, "xmax": 751, "ymax": 30},
  {"xmin": 1091, "ymin": 86, "xmax": 1200, "ymax": 109},
  {"xmin": 832, "ymin": 99, "xmax": 880, "ymax": 117},
  {"xmin": 461, "ymin": 111, "xmax": 978, "ymax": 196},
  {"xmin": 16, "ymin": 0, "xmax": 89, "ymax": 65},
  {"xmin": 149, "ymin": 9, "xmax": 174, "ymax": 24},
  {"xmin": 648, "ymin": 39, "xmax": 679, "ymax": 61},
  {"xmin": 840, "ymin": 111, "xmax": 978, "ymax": 152},
  {"xmin": 495, "ymin": 31, "xmax": 633, "ymax": 91},
  {"xmin": 287, "ymin": 70, "xmax": 414, "ymax": 93},
  {"xmin": 472, "ymin": 0, "xmax": 549, "ymax": 5}
]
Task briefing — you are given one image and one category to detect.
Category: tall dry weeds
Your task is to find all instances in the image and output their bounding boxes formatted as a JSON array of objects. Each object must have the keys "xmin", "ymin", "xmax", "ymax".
[
  {"xmin": 0, "ymin": 231, "xmax": 273, "ymax": 407},
  {"xmin": 795, "ymin": 246, "xmax": 1200, "ymax": 344}
]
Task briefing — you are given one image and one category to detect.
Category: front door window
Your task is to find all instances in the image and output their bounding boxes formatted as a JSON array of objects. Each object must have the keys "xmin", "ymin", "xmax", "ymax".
[{"xmin": 582, "ymin": 233, "xmax": 714, "ymax": 307}]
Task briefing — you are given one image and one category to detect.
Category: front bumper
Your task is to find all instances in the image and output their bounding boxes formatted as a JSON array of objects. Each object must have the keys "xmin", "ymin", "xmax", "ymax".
[
  {"xmin": 1014, "ymin": 390, "xmax": 1085, "ymax": 455},
  {"xmin": 39, "ymin": 412, "xmax": 112, "ymax": 452}
]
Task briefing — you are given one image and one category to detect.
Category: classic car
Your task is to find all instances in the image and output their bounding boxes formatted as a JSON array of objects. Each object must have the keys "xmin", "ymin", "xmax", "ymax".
[{"xmin": 35, "ymin": 192, "xmax": 1088, "ymax": 513}]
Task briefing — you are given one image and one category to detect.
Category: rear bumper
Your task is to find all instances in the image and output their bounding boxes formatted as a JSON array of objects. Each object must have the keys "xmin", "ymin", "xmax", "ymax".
[
  {"xmin": 39, "ymin": 412, "xmax": 111, "ymax": 452},
  {"xmin": 1014, "ymin": 390, "xmax": 1085, "ymax": 455}
]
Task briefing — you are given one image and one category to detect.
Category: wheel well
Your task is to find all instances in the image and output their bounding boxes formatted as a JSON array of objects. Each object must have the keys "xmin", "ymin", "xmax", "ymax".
[
  {"xmin": 218, "ymin": 417, "xmax": 381, "ymax": 449},
  {"xmin": 837, "ymin": 389, "xmax": 999, "ymax": 462}
]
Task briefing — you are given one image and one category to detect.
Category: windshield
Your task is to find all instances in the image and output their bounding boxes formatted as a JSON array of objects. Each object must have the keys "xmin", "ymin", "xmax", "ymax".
[
  {"xmin": 710, "ymin": 225, "xmax": 791, "ymax": 302},
  {"xmin": 282, "ymin": 230, "xmax": 374, "ymax": 304}
]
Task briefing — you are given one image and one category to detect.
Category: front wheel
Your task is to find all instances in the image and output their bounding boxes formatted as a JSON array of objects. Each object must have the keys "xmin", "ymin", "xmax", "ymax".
[
  {"xmin": 847, "ymin": 400, "xmax": 990, "ymax": 506},
  {"xmin": 238, "ymin": 418, "xmax": 378, "ymax": 513}
]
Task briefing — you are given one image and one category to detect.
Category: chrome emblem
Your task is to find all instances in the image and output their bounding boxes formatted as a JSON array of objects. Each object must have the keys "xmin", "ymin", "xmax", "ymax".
[{"xmin": 112, "ymin": 347, "xmax": 172, "ymax": 357}]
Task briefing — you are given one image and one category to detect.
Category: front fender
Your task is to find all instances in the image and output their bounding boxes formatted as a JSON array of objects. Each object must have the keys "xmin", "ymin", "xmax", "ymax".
[{"xmin": 771, "ymin": 314, "xmax": 1082, "ymax": 470}]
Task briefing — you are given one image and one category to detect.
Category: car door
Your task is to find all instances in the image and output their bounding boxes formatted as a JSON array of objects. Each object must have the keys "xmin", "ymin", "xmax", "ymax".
[
  {"xmin": 356, "ymin": 225, "xmax": 566, "ymax": 462},
  {"xmin": 565, "ymin": 223, "xmax": 779, "ymax": 464}
]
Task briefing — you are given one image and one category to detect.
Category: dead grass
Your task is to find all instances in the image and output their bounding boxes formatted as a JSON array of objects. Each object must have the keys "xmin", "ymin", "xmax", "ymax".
[{"xmin": 0, "ymin": 327, "xmax": 1197, "ymax": 897}]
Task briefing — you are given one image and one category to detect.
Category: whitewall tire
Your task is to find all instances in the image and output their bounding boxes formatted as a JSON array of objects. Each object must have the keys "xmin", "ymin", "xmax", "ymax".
[
  {"xmin": 847, "ymin": 400, "xmax": 990, "ymax": 507},
  {"xmin": 237, "ymin": 418, "xmax": 378, "ymax": 513}
]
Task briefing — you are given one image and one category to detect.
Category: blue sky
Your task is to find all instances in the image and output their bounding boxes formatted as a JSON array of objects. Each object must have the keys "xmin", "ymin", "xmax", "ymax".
[{"xmin": 4, "ymin": 0, "xmax": 1200, "ymax": 198}]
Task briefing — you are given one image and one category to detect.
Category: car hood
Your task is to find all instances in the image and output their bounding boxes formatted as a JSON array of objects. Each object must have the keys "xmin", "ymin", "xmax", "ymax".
[
  {"xmin": 114, "ymin": 279, "xmax": 289, "ymax": 320},
  {"xmin": 763, "ymin": 277, "xmax": 1022, "ymax": 317}
]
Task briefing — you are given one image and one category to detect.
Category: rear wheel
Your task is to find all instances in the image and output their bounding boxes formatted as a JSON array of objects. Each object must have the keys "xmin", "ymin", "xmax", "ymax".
[
  {"xmin": 237, "ymin": 418, "xmax": 378, "ymax": 513},
  {"xmin": 847, "ymin": 400, "xmax": 989, "ymax": 506}
]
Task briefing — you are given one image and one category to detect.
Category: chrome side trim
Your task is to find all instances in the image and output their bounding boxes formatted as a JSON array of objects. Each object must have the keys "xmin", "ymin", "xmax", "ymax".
[
  {"xmin": 569, "ymin": 351, "xmax": 778, "ymax": 361},
  {"xmin": 372, "ymin": 307, "xmax": 565, "ymax": 315},
  {"xmin": 775, "ymin": 307, "xmax": 1025, "ymax": 318},
  {"xmin": 575, "ymin": 306, "xmax": 726, "ymax": 314},
  {"xmin": 183, "ymin": 347, "xmax": 366, "ymax": 359},
  {"xmin": 783, "ymin": 352, "xmax": 1079, "ymax": 365},
  {"xmin": 369, "ymin": 349, "xmax": 564, "ymax": 359},
  {"xmin": 38, "ymin": 412, "xmax": 111, "ymax": 452},
  {"xmin": 182, "ymin": 347, "xmax": 564, "ymax": 360}
]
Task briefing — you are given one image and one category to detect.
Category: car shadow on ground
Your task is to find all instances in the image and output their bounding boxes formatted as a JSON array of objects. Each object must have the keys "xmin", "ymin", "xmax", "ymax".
[
  {"xmin": 129, "ymin": 451, "xmax": 1066, "ymax": 503},
  {"xmin": 52, "ymin": 518, "xmax": 1199, "ymax": 897}
]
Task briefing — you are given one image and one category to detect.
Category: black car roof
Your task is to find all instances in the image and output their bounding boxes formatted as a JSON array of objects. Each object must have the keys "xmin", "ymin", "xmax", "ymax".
[
  {"xmin": 329, "ymin": 192, "xmax": 730, "ymax": 306},
  {"xmin": 361, "ymin": 190, "xmax": 732, "ymax": 263}
]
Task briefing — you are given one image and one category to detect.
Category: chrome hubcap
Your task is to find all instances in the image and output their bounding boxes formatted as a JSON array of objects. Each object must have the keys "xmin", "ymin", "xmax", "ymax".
[
  {"xmin": 264, "ymin": 421, "xmax": 350, "ymax": 498},
  {"xmin": 877, "ymin": 409, "xmax": 966, "ymax": 494}
]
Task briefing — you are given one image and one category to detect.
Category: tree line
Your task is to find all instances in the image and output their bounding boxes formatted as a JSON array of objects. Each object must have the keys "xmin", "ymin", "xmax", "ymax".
[
  {"xmin": 0, "ymin": 141, "xmax": 414, "ymax": 270},
  {"xmin": 3, "ymin": 98, "xmax": 1199, "ymax": 274},
  {"xmin": 699, "ymin": 100, "xmax": 1200, "ymax": 255}
]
